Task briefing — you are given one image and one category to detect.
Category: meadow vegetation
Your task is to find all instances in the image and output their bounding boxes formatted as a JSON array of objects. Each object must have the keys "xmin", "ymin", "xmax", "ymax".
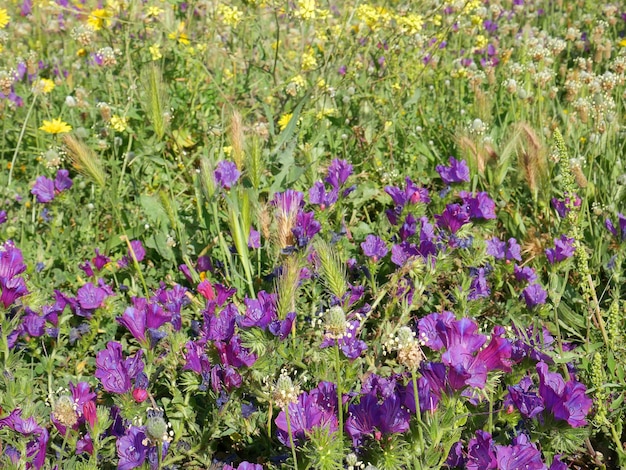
[{"xmin": 1, "ymin": 0, "xmax": 626, "ymax": 468}]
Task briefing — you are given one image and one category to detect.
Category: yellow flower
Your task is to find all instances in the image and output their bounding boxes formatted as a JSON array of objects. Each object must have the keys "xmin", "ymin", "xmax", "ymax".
[
  {"xmin": 301, "ymin": 49, "xmax": 317, "ymax": 71},
  {"xmin": 223, "ymin": 146, "xmax": 233, "ymax": 156},
  {"xmin": 149, "ymin": 43, "xmax": 162, "ymax": 61},
  {"xmin": 0, "ymin": 8, "xmax": 10, "ymax": 29},
  {"xmin": 168, "ymin": 22, "xmax": 190, "ymax": 45},
  {"xmin": 474, "ymin": 34, "xmax": 488, "ymax": 49},
  {"xmin": 87, "ymin": 9, "xmax": 111, "ymax": 31},
  {"xmin": 40, "ymin": 118, "xmax": 72, "ymax": 135},
  {"xmin": 296, "ymin": 0, "xmax": 315, "ymax": 19},
  {"xmin": 145, "ymin": 6, "xmax": 164, "ymax": 18},
  {"xmin": 620, "ymin": 38, "xmax": 626, "ymax": 48},
  {"xmin": 37, "ymin": 78, "xmax": 55, "ymax": 94},
  {"xmin": 110, "ymin": 115, "xmax": 128, "ymax": 132},
  {"xmin": 217, "ymin": 4, "xmax": 243, "ymax": 27},
  {"xmin": 278, "ymin": 113, "xmax": 293, "ymax": 131}
]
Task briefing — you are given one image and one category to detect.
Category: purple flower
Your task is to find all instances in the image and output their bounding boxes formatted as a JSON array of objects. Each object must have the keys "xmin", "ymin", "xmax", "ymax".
[
  {"xmin": 214, "ymin": 160, "xmax": 240, "ymax": 189},
  {"xmin": 291, "ymin": 211, "xmax": 321, "ymax": 247},
  {"xmin": 238, "ymin": 291, "xmax": 277, "ymax": 329},
  {"xmin": 537, "ymin": 362, "xmax": 592, "ymax": 427},
  {"xmin": 418, "ymin": 311, "xmax": 455, "ymax": 350},
  {"xmin": 467, "ymin": 430, "xmax": 497, "ymax": 470},
  {"xmin": 204, "ymin": 302, "xmax": 237, "ymax": 341},
  {"xmin": 0, "ymin": 210, "xmax": 7, "ymax": 224},
  {"xmin": 345, "ymin": 392, "xmax": 410, "ymax": 448},
  {"xmin": 435, "ymin": 203, "xmax": 470, "ymax": 233},
  {"xmin": 93, "ymin": 248, "xmax": 110, "ymax": 270},
  {"xmin": 545, "ymin": 235, "xmax": 576, "ymax": 264},
  {"xmin": 514, "ymin": 264, "xmax": 537, "ymax": 283},
  {"xmin": 605, "ymin": 213, "xmax": 626, "ymax": 241},
  {"xmin": 436, "ymin": 157, "xmax": 470, "ymax": 184},
  {"xmin": 495, "ymin": 434, "xmax": 546, "ymax": 470},
  {"xmin": 224, "ymin": 463, "xmax": 264, "ymax": 470},
  {"xmin": 309, "ymin": 181, "xmax": 338, "ymax": 209},
  {"xmin": 486, "ymin": 237, "xmax": 506, "ymax": 259},
  {"xmin": 275, "ymin": 382, "xmax": 338, "ymax": 448},
  {"xmin": 385, "ymin": 177, "xmax": 430, "ymax": 208},
  {"xmin": 325, "ymin": 158, "xmax": 353, "ymax": 189},
  {"xmin": 54, "ymin": 169, "xmax": 73, "ymax": 191},
  {"xmin": 320, "ymin": 320, "xmax": 367, "ymax": 360},
  {"xmin": 248, "ymin": 227, "xmax": 260, "ymax": 248},
  {"xmin": 269, "ymin": 311, "xmax": 296, "ymax": 340},
  {"xmin": 76, "ymin": 282, "xmax": 107, "ymax": 310},
  {"xmin": 468, "ymin": 267, "xmax": 490, "ymax": 300},
  {"xmin": 459, "ymin": 191, "xmax": 497, "ymax": 220},
  {"xmin": 551, "ymin": 195, "xmax": 581, "ymax": 218},
  {"xmin": 507, "ymin": 376, "xmax": 545, "ymax": 419},
  {"xmin": 117, "ymin": 426, "xmax": 148, "ymax": 470},
  {"xmin": 522, "ymin": 283, "xmax": 548, "ymax": 308},
  {"xmin": 31, "ymin": 176, "xmax": 55, "ymax": 203},
  {"xmin": 361, "ymin": 235, "xmax": 388, "ymax": 262},
  {"xmin": 117, "ymin": 297, "xmax": 171, "ymax": 345},
  {"xmin": 271, "ymin": 189, "xmax": 304, "ymax": 214},
  {"xmin": 95, "ymin": 341, "xmax": 145, "ymax": 394}
]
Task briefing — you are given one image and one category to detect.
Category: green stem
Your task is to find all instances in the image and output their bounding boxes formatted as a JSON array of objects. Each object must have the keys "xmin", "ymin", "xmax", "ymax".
[
  {"xmin": 411, "ymin": 374, "xmax": 424, "ymax": 449},
  {"xmin": 285, "ymin": 405, "xmax": 299, "ymax": 470},
  {"xmin": 9, "ymin": 94, "xmax": 38, "ymax": 186},
  {"xmin": 335, "ymin": 344, "xmax": 343, "ymax": 444}
]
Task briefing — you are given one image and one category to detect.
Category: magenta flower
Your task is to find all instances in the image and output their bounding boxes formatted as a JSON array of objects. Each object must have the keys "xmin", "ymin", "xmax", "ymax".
[
  {"xmin": 545, "ymin": 235, "xmax": 576, "ymax": 264},
  {"xmin": 118, "ymin": 240, "xmax": 146, "ymax": 268},
  {"xmin": 309, "ymin": 181, "xmax": 338, "ymax": 209},
  {"xmin": 361, "ymin": 235, "xmax": 388, "ymax": 262},
  {"xmin": 214, "ymin": 160, "xmax": 240, "ymax": 189},
  {"xmin": 0, "ymin": 409, "xmax": 49, "ymax": 469},
  {"xmin": 468, "ymin": 267, "xmax": 490, "ymax": 300},
  {"xmin": 436, "ymin": 157, "xmax": 470, "ymax": 184},
  {"xmin": 238, "ymin": 291, "xmax": 277, "ymax": 329},
  {"xmin": 435, "ymin": 203, "xmax": 470, "ymax": 233},
  {"xmin": 507, "ymin": 376, "xmax": 545, "ymax": 419},
  {"xmin": 54, "ymin": 169, "xmax": 73, "ymax": 191},
  {"xmin": 537, "ymin": 362, "xmax": 592, "ymax": 427},
  {"xmin": 385, "ymin": 177, "xmax": 430, "ymax": 208},
  {"xmin": 95, "ymin": 341, "xmax": 145, "ymax": 394},
  {"xmin": 0, "ymin": 241, "xmax": 29, "ymax": 308},
  {"xmin": 514, "ymin": 265, "xmax": 537, "ymax": 283},
  {"xmin": 291, "ymin": 210, "xmax": 321, "ymax": 247},
  {"xmin": 466, "ymin": 430, "xmax": 497, "ymax": 470}
]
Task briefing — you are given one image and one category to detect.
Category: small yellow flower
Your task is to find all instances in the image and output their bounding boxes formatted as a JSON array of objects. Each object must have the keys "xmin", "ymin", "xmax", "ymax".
[
  {"xmin": 278, "ymin": 113, "xmax": 293, "ymax": 131},
  {"xmin": 223, "ymin": 146, "xmax": 233, "ymax": 156},
  {"xmin": 619, "ymin": 38, "xmax": 626, "ymax": 48},
  {"xmin": 149, "ymin": 43, "xmax": 162, "ymax": 61},
  {"xmin": 217, "ymin": 5, "xmax": 243, "ymax": 27},
  {"xmin": 40, "ymin": 118, "xmax": 72, "ymax": 135},
  {"xmin": 87, "ymin": 9, "xmax": 111, "ymax": 31},
  {"xmin": 0, "ymin": 8, "xmax": 10, "ymax": 29},
  {"xmin": 37, "ymin": 78, "xmax": 55, "ymax": 94},
  {"xmin": 145, "ymin": 6, "xmax": 164, "ymax": 18},
  {"xmin": 301, "ymin": 49, "xmax": 317, "ymax": 71},
  {"xmin": 110, "ymin": 115, "xmax": 128, "ymax": 132},
  {"xmin": 296, "ymin": 0, "xmax": 315, "ymax": 19},
  {"xmin": 168, "ymin": 22, "xmax": 190, "ymax": 45},
  {"xmin": 474, "ymin": 34, "xmax": 488, "ymax": 49}
]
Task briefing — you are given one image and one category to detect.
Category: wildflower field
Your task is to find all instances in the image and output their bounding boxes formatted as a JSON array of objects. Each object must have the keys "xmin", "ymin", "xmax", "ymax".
[{"xmin": 1, "ymin": 0, "xmax": 626, "ymax": 468}]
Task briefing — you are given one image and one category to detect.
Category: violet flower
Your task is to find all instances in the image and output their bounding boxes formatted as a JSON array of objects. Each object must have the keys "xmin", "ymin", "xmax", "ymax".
[
  {"xmin": 522, "ymin": 283, "xmax": 548, "ymax": 308},
  {"xmin": 325, "ymin": 158, "xmax": 353, "ymax": 189},
  {"xmin": 116, "ymin": 426, "xmax": 148, "ymax": 470},
  {"xmin": 309, "ymin": 181, "xmax": 338, "ymax": 209},
  {"xmin": 537, "ymin": 362, "xmax": 592, "ymax": 427},
  {"xmin": 238, "ymin": 291, "xmax": 277, "ymax": 329},
  {"xmin": 291, "ymin": 210, "xmax": 321, "ymax": 247},
  {"xmin": 435, "ymin": 203, "xmax": 470, "ymax": 233},
  {"xmin": 95, "ymin": 341, "xmax": 145, "ymax": 394},
  {"xmin": 466, "ymin": 430, "xmax": 497, "ymax": 470},
  {"xmin": 214, "ymin": 160, "xmax": 240, "ymax": 189},
  {"xmin": 459, "ymin": 191, "xmax": 497, "ymax": 220},
  {"xmin": 495, "ymin": 433, "xmax": 546, "ymax": 470},
  {"xmin": 31, "ymin": 176, "xmax": 55, "ymax": 203},
  {"xmin": 54, "ymin": 169, "xmax": 73, "ymax": 191},
  {"xmin": 545, "ymin": 235, "xmax": 576, "ymax": 264},
  {"xmin": 605, "ymin": 213, "xmax": 626, "ymax": 241},
  {"xmin": 116, "ymin": 296, "xmax": 171, "ymax": 346},
  {"xmin": 0, "ymin": 241, "xmax": 29, "ymax": 309},
  {"xmin": 275, "ymin": 382, "xmax": 338, "ymax": 448},
  {"xmin": 345, "ymin": 392, "xmax": 410, "ymax": 448},
  {"xmin": 385, "ymin": 177, "xmax": 430, "ymax": 208},
  {"xmin": 436, "ymin": 157, "xmax": 470, "ymax": 184},
  {"xmin": 361, "ymin": 234, "xmax": 388, "ymax": 262},
  {"xmin": 514, "ymin": 265, "xmax": 537, "ymax": 283},
  {"xmin": 507, "ymin": 376, "xmax": 545, "ymax": 419},
  {"xmin": 468, "ymin": 266, "xmax": 490, "ymax": 300}
]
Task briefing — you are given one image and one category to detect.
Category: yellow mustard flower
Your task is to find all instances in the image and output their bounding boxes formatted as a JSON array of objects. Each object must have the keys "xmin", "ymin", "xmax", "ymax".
[
  {"xmin": 87, "ymin": 9, "xmax": 111, "ymax": 31},
  {"xmin": 40, "ymin": 118, "xmax": 72, "ymax": 135},
  {"xmin": 149, "ymin": 43, "xmax": 162, "ymax": 61},
  {"xmin": 145, "ymin": 6, "xmax": 164, "ymax": 18},
  {"xmin": 168, "ymin": 22, "xmax": 190, "ymax": 45},
  {"xmin": 217, "ymin": 4, "xmax": 243, "ymax": 27},
  {"xmin": 301, "ymin": 49, "xmax": 317, "ymax": 71},
  {"xmin": 278, "ymin": 113, "xmax": 293, "ymax": 131},
  {"xmin": 620, "ymin": 38, "xmax": 626, "ymax": 48},
  {"xmin": 474, "ymin": 34, "xmax": 488, "ymax": 49},
  {"xmin": 0, "ymin": 8, "xmax": 10, "ymax": 29},
  {"xmin": 296, "ymin": 0, "xmax": 315, "ymax": 19},
  {"xmin": 110, "ymin": 115, "xmax": 128, "ymax": 132}
]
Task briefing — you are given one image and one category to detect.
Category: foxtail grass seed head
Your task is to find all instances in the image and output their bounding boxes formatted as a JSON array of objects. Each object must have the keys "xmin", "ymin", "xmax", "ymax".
[
  {"xmin": 273, "ymin": 372, "xmax": 299, "ymax": 409},
  {"xmin": 62, "ymin": 134, "xmax": 107, "ymax": 188},
  {"xmin": 229, "ymin": 110, "xmax": 244, "ymax": 169}
]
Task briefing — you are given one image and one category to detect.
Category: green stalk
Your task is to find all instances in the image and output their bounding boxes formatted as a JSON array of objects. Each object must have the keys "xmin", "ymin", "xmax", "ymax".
[
  {"xmin": 9, "ymin": 94, "xmax": 38, "ymax": 186},
  {"xmin": 335, "ymin": 344, "xmax": 343, "ymax": 444},
  {"xmin": 285, "ymin": 405, "xmax": 299, "ymax": 470},
  {"xmin": 411, "ymin": 374, "xmax": 424, "ymax": 448}
]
